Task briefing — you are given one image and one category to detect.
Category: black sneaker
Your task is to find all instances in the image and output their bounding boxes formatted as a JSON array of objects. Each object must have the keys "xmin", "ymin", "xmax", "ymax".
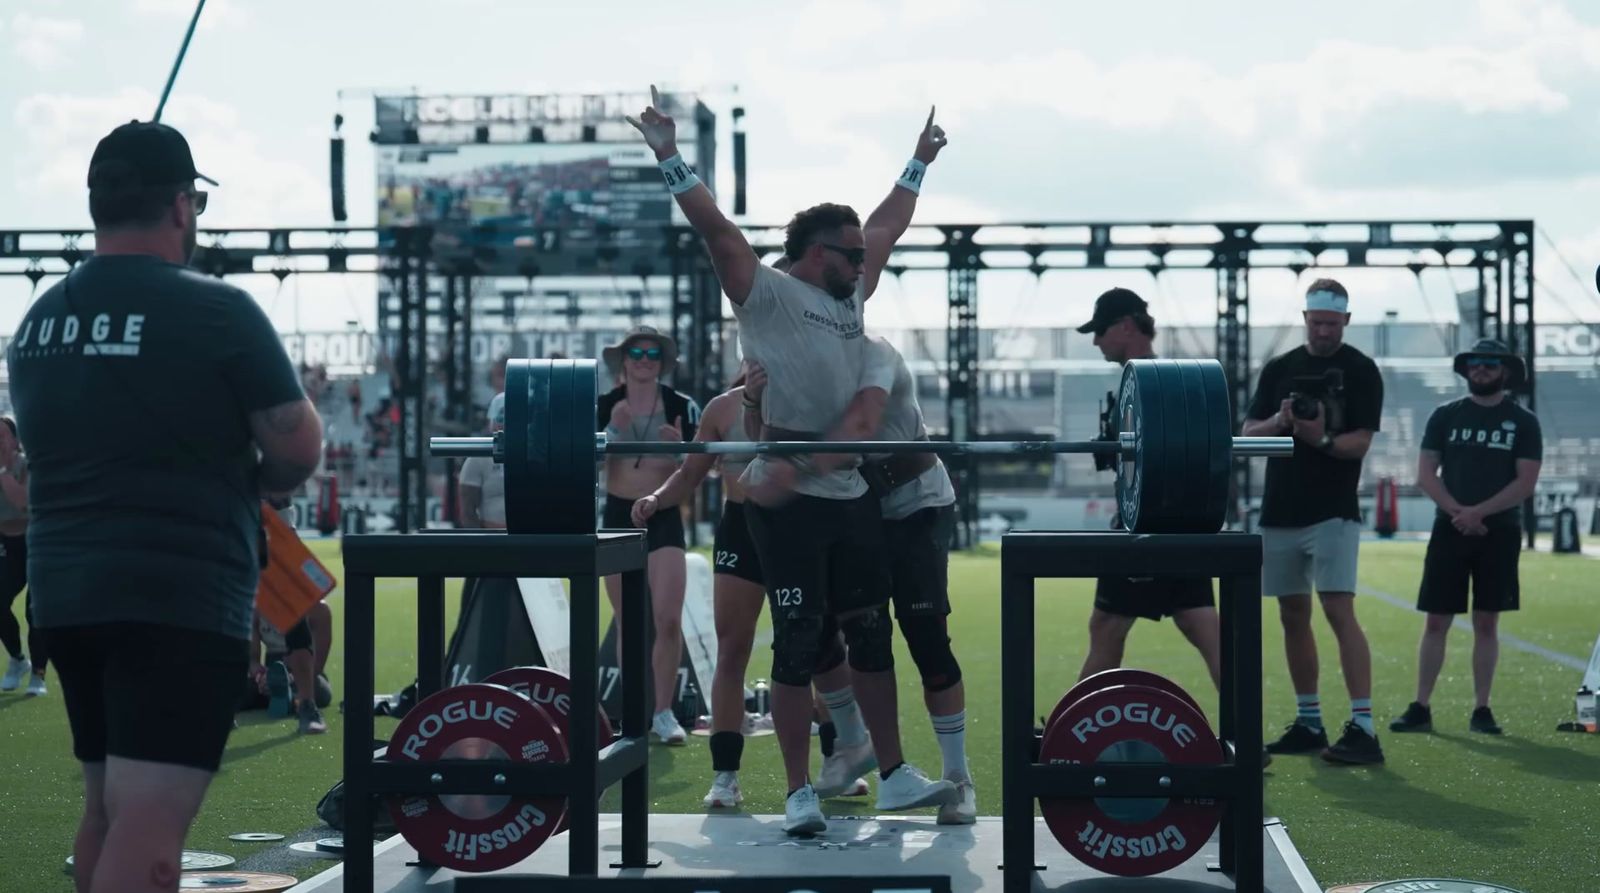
[
  {"xmin": 1321, "ymin": 721, "xmax": 1385, "ymax": 765},
  {"xmin": 1470, "ymin": 706, "xmax": 1503, "ymax": 735},
  {"xmin": 1265, "ymin": 721, "xmax": 1329, "ymax": 755},
  {"xmin": 1389, "ymin": 701, "xmax": 1433, "ymax": 733}
]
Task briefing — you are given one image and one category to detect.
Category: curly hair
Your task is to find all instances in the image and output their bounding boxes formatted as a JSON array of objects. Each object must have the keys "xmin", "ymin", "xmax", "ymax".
[{"xmin": 783, "ymin": 203, "xmax": 862, "ymax": 260}]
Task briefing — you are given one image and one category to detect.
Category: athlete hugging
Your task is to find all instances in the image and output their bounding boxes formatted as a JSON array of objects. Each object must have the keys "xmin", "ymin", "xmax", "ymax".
[{"xmin": 627, "ymin": 87, "xmax": 973, "ymax": 836}]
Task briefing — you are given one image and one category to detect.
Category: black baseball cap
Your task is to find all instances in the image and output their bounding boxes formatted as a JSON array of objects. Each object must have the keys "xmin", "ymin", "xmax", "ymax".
[
  {"xmin": 87, "ymin": 120, "xmax": 218, "ymax": 190},
  {"xmin": 1076, "ymin": 287, "xmax": 1148, "ymax": 334}
]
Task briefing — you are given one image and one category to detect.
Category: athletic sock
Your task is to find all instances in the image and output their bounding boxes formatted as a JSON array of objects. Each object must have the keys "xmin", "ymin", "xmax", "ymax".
[
  {"xmin": 930, "ymin": 710, "xmax": 969, "ymax": 782},
  {"xmin": 1296, "ymin": 693, "xmax": 1323, "ymax": 732},
  {"xmin": 709, "ymin": 731, "xmax": 744, "ymax": 772},
  {"xmin": 818, "ymin": 721, "xmax": 838, "ymax": 758},
  {"xmin": 1351, "ymin": 698, "xmax": 1374, "ymax": 736},
  {"xmin": 820, "ymin": 688, "xmax": 868, "ymax": 747},
  {"xmin": 878, "ymin": 761, "xmax": 904, "ymax": 781}
]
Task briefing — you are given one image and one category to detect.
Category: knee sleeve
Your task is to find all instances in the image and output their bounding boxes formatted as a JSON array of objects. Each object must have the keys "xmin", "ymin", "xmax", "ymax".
[
  {"xmin": 811, "ymin": 614, "xmax": 847, "ymax": 675},
  {"xmin": 899, "ymin": 614, "xmax": 962, "ymax": 692},
  {"xmin": 770, "ymin": 615, "xmax": 826, "ymax": 687},
  {"xmin": 840, "ymin": 605, "xmax": 895, "ymax": 674}
]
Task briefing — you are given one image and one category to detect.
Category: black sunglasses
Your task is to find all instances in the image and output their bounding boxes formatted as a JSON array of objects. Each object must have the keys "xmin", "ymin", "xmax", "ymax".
[
  {"xmin": 626, "ymin": 346, "xmax": 662, "ymax": 361},
  {"xmin": 1466, "ymin": 358, "xmax": 1502, "ymax": 369},
  {"xmin": 820, "ymin": 243, "xmax": 866, "ymax": 266},
  {"xmin": 187, "ymin": 189, "xmax": 209, "ymax": 215}
]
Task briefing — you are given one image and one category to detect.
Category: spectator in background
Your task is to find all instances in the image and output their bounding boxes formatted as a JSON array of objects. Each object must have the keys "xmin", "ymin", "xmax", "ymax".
[
  {"xmin": 597, "ymin": 326, "xmax": 700, "ymax": 745},
  {"xmin": 458, "ymin": 393, "xmax": 507, "ymax": 530},
  {"xmin": 0, "ymin": 415, "xmax": 46, "ymax": 697},
  {"xmin": 1391, "ymin": 339, "xmax": 1542, "ymax": 736},
  {"xmin": 1241, "ymin": 278, "xmax": 1386, "ymax": 766}
]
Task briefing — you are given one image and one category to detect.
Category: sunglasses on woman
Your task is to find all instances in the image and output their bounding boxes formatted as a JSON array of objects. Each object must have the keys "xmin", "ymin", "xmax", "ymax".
[{"xmin": 627, "ymin": 346, "xmax": 662, "ymax": 361}]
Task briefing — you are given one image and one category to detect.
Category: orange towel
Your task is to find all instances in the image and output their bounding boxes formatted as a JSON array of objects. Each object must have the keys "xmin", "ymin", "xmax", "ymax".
[{"xmin": 256, "ymin": 502, "xmax": 338, "ymax": 634}]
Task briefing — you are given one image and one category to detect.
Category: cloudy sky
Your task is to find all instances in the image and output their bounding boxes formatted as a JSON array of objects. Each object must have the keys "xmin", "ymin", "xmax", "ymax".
[{"xmin": 4, "ymin": 0, "xmax": 1600, "ymax": 338}]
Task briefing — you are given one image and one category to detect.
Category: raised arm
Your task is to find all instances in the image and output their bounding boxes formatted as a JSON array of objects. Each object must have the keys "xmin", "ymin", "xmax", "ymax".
[
  {"xmin": 627, "ymin": 85, "xmax": 759, "ymax": 304},
  {"xmin": 862, "ymin": 106, "xmax": 948, "ymax": 300}
]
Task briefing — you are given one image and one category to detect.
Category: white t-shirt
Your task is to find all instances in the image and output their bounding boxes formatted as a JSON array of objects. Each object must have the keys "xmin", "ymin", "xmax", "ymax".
[
  {"xmin": 732, "ymin": 264, "xmax": 870, "ymax": 500},
  {"xmin": 862, "ymin": 336, "xmax": 956, "ymax": 521},
  {"xmin": 458, "ymin": 456, "xmax": 506, "ymax": 525}
]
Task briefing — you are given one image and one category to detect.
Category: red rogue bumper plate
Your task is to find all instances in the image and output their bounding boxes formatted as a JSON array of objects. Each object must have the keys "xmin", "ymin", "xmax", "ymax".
[
  {"xmin": 1039, "ymin": 683, "xmax": 1224, "ymax": 878},
  {"xmin": 385, "ymin": 683, "xmax": 569, "ymax": 873}
]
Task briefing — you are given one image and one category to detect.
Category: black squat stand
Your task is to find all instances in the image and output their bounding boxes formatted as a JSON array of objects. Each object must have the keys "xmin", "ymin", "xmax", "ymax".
[
  {"xmin": 1000, "ymin": 532, "xmax": 1266, "ymax": 893},
  {"xmin": 339, "ymin": 530, "xmax": 654, "ymax": 893}
]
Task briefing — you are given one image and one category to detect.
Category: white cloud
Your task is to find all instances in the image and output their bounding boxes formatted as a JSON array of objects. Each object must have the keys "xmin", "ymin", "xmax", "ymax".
[
  {"xmin": 10, "ymin": 13, "xmax": 84, "ymax": 71},
  {"xmin": 131, "ymin": 0, "xmax": 253, "ymax": 30},
  {"xmin": 11, "ymin": 89, "xmax": 325, "ymax": 228}
]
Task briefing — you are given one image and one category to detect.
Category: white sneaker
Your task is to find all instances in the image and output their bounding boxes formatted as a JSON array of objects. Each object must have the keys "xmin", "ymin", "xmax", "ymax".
[
  {"xmin": 875, "ymin": 762, "xmax": 959, "ymax": 812},
  {"xmin": 651, "ymin": 710, "xmax": 687, "ymax": 745},
  {"xmin": 782, "ymin": 784, "xmax": 825, "ymax": 836},
  {"xmin": 937, "ymin": 779, "xmax": 977, "ymax": 825},
  {"xmin": 814, "ymin": 738, "xmax": 876, "ymax": 798},
  {"xmin": 1, "ymin": 656, "xmax": 29, "ymax": 692},
  {"xmin": 703, "ymin": 771, "xmax": 742, "ymax": 808},
  {"xmin": 25, "ymin": 675, "xmax": 46, "ymax": 698},
  {"xmin": 842, "ymin": 776, "xmax": 870, "ymax": 797}
]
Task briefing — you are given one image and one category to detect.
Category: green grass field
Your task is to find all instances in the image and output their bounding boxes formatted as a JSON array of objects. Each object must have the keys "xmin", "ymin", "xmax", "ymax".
[{"xmin": 2, "ymin": 538, "xmax": 1597, "ymax": 891}]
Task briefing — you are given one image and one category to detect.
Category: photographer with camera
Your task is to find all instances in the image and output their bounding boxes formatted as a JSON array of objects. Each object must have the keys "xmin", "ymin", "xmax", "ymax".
[
  {"xmin": 1078, "ymin": 288, "xmax": 1223, "ymax": 690},
  {"xmin": 1242, "ymin": 279, "xmax": 1385, "ymax": 765}
]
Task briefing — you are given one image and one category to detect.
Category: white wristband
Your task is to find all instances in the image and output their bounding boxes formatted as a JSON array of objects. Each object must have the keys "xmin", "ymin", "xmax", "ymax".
[
  {"xmin": 658, "ymin": 153, "xmax": 700, "ymax": 195},
  {"xmin": 896, "ymin": 158, "xmax": 927, "ymax": 194}
]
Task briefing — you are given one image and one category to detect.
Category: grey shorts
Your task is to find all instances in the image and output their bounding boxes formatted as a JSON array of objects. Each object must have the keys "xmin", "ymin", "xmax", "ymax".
[{"xmin": 1261, "ymin": 518, "xmax": 1362, "ymax": 597}]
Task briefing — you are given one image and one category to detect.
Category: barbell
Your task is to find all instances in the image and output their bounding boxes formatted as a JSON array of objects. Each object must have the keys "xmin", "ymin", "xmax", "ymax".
[{"xmin": 430, "ymin": 357, "xmax": 1294, "ymax": 535}]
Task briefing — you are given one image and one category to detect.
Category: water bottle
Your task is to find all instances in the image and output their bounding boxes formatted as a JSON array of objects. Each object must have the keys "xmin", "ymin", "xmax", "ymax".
[
  {"xmin": 1577, "ymin": 686, "xmax": 1597, "ymax": 732},
  {"xmin": 751, "ymin": 679, "xmax": 771, "ymax": 717}
]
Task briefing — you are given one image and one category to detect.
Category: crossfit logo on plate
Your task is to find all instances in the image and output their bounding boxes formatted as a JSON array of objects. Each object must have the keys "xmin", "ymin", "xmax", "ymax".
[
  {"xmin": 1077, "ymin": 819, "xmax": 1188, "ymax": 862},
  {"xmin": 400, "ymin": 698, "xmax": 518, "ymax": 760},
  {"xmin": 1069, "ymin": 701, "xmax": 1198, "ymax": 747},
  {"xmin": 442, "ymin": 803, "xmax": 551, "ymax": 862}
]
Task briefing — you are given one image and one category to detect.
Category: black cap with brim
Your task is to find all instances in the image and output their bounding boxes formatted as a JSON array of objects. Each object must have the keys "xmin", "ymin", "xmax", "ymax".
[
  {"xmin": 1452, "ymin": 337, "xmax": 1525, "ymax": 387},
  {"xmin": 1076, "ymin": 287, "xmax": 1149, "ymax": 334},
  {"xmin": 87, "ymin": 120, "xmax": 218, "ymax": 190}
]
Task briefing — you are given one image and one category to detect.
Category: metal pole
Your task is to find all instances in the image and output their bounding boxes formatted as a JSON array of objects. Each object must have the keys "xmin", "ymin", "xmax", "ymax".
[{"xmin": 153, "ymin": 0, "xmax": 207, "ymax": 122}]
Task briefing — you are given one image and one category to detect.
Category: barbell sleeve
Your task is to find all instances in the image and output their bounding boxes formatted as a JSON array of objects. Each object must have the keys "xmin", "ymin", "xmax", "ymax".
[{"xmin": 427, "ymin": 434, "xmax": 1295, "ymax": 460}]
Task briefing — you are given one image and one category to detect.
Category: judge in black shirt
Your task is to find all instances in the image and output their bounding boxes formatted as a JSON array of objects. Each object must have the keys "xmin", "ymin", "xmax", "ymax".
[
  {"xmin": 1390, "ymin": 339, "xmax": 1542, "ymax": 737},
  {"xmin": 1241, "ymin": 278, "xmax": 1385, "ymax": 766}
]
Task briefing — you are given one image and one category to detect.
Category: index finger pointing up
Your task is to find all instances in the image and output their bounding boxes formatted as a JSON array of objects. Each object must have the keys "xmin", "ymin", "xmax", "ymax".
[
  {"xmin": 651, "ymin": 84, "xmax": 662, "ymax": 109},
  {"xmin": 925, "ymin": 105, "xmax": 936, "ymax": 130}
]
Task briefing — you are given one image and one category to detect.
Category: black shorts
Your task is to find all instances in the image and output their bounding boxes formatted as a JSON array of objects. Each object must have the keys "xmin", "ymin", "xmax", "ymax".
[
  {"xmin": 47, "ymin": 621, "xmax": 249, "ymax": 771},
  {"xmin": 1418, "ymin": 517, "xmax": 1522, "ymax": 614},
  {"xmin": 713, "ymin": 501, "xmax": 763, "ymax": 585},
  {"xmin": 745, "ymin": 493, "xmax": 892, "ymax": 622},
  {"xmin": 603, "ymin": 494, "xmax": 686, "ymax": 552},
  {"xmin": 884, "ymin": 504, "xmax": 953, "ymax": 617},
  {"xmin": 283, "ymin": 616, "xmax": 313, "ymax": 653},
  {"xmin": 1094, "ymin": 575, "xmax": 1215, "ymax": 622}
]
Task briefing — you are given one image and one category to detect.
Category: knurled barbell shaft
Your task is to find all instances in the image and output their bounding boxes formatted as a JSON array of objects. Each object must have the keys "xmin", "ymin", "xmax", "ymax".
[{"xmin": 428, "ymin": 434, "xmax": 1294, "ymax": 459}]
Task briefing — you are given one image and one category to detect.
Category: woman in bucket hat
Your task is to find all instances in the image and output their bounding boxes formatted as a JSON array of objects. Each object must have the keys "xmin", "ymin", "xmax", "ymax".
[{"xmin": 597, "ymin": 325, "xmax": 702, "ymax": 744}]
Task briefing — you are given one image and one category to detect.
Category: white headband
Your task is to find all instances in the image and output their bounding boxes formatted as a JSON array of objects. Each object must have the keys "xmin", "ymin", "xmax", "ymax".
[{"xmin": 1305, "ymin": 289, "xmax": 1349, "ymax": 313}]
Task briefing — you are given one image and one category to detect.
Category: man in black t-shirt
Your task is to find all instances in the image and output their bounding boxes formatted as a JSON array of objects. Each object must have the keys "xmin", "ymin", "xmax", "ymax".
[
  {"xmin": 7, "ymin": 121, "xmax": 324, "ymax": 892},
  {"xmin": 1075, "ymin": 288, "xmax": 1222, "ymax": 691},
  {"xmin": 1242, "ymin": 278, "xmax": 1385, "ymax": 765},
  {"xmin": 1390, "ymin": 339, "xmax": 1542, "ymax": 737}
]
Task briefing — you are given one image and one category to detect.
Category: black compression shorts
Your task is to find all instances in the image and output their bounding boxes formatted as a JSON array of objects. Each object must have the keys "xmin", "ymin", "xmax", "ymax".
[
  {"xmin": 713, "ymin": 501, "xmax": 763, "ymax": 585},
  {"xmin": 603, "ymin": 494, "xmax": 686, "ymax": 552}
]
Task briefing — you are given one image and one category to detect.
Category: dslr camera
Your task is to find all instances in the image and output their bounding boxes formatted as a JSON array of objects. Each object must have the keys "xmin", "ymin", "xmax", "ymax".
[{"xmin": 1288, "ymin": 369, "xmax": 1344, "ymax": 422}]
